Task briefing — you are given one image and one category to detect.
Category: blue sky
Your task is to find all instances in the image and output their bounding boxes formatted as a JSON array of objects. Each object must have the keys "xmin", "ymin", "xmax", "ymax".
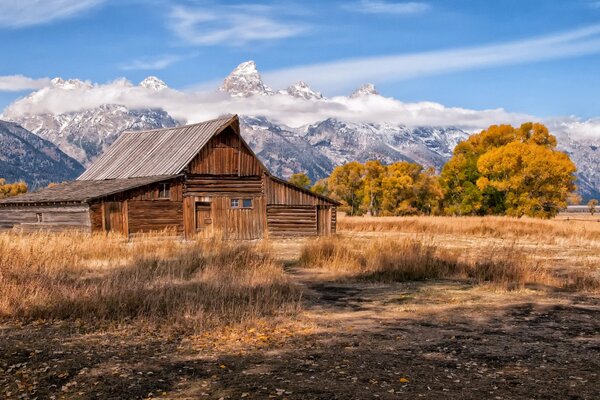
[{"xmin": 1, "ymin": 0, "xmax": 600, "ymax": 118}]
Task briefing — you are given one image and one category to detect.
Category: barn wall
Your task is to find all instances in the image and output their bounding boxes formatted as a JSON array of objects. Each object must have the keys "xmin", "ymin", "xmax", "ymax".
[
  {"xmin": 128, "ymin": 200, "xmax": 183, "ymax": 234},
  {"xmin": 185, "ymin": 175, "xmax": 263, "ymax": 197},
  {"xmin": 265, "ymin": 177, "xmax": 334, "ymax": 206},
  {"xmin": 0, "ymin": 205, "xmax": 91, "ymax": 232},
  {"xmin": 187, "ymin": 128, "xmax": 263, "ymax": 176},
  {"xmin": 183, "ymin": 195, "xmax": 266, "ymax": 240},
  {"xmin": 89, "ymin": 179, "xmax": 184, "ymax": 236},
  {"xmin": 267, "ymin": 205, "xmax": 317, "ymax": 237}
]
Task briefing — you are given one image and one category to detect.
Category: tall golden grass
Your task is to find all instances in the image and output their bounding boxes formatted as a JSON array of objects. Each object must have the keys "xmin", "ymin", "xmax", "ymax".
[
  {"xmin": 337, "ymin": 215, "xmax": 600, "ymax": 242},
  {"xmin": 298, "ymin": 236, "xmax": 597, "ymax": 291},
  {"xmin": 0, "ymin": 232, "xmax": 302, "ymax": 330}
]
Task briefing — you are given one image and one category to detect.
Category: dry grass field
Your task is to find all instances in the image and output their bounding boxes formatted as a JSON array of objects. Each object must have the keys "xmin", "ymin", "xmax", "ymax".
[{"xmin": 1, "ymin": 216, "xmax": 600, "ymax": 399}]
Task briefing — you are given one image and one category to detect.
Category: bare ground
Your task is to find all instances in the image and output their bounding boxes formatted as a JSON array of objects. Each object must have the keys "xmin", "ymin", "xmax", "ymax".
[{"xmin": 2, "ymin": 236, "xmax": 600, "ymax": 399}]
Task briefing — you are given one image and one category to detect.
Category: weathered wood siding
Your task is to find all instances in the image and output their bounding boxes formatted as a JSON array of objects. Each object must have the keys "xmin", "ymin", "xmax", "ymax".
[
  {"xmin": 265, "ymin": 177, "xmax": 333, "ymax": 206},
  {"xmin": 88, "ymin": 180, "xmax": 184, "ymax": 236},
  {"xmin": 0, "ymin": 205, "xmax": 91, "ymax": 232},
  {"xmin": 185, "ymin": 176, "xmax": 263, "ymax": 197},
  {"xmin": 183, "ymin": 195, "xmax": 265, "ymax": 240},
  {"xmin": 187, "ymin": 128, "xmax": 263, "ymax": 176},
  {"xmin": 267, "ymin": 205, "xmax": 317, "ymax": 237},
  {"xmin": 128, "ymin": 200, "xmax": 183, "ymax": 234}
]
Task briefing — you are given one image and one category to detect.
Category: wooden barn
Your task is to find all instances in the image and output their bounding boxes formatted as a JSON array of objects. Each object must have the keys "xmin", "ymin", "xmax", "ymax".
[{"xmin": 0, "ymin": 115, "xmax": 338, "ymax": 239}]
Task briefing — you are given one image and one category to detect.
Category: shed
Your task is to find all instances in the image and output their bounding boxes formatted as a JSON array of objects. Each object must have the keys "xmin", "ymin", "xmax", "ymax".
[{"xmin": 0, "ymin": 115, "xmax": 339, "ymax": 238}]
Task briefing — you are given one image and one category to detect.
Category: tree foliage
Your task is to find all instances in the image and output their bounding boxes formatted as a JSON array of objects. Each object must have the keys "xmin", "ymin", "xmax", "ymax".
[
  {"xmin": 441, "ymin": 123, "xmax": 576, "ymax": 218},
  {"xmin": 0, "ymin": 178, "xmax": 28, "ymax": 199},
  {"xmin": 288, "ymin": 172, "xmax": 312, "ymax": 190},
  {"xmin": 589, "ymin": 199, "xmax": 599, "ymax": 216},
  {"xmin": 327, "ymin": 160, "xmax": 443, "ymax": 216}
]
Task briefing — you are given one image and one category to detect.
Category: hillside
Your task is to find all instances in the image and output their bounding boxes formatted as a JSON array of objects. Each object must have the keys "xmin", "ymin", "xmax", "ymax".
[{"xmin": 0, "ymin": 120, "xmax": 84, "ymax": 189}]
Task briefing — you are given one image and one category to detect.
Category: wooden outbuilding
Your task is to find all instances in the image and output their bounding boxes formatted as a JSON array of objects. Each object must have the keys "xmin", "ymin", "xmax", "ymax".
[{"xmin": 0, "ymin": 115, "xmax": 338, "ymax": 239}]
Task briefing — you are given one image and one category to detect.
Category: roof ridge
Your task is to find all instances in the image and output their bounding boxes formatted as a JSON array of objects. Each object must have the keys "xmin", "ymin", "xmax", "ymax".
[{"xmin": 121, "ymin": 114, "xmax": 236, "ymax": 135}]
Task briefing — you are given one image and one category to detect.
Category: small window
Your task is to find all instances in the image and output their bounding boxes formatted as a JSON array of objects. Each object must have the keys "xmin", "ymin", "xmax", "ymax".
[
  {"xmin": 36, "ymin": 213, "xmax": 43, "ymax": 223},
  {"xmin": 242, "ymin": 198, "xmax": 253, "ymax": 208},
  {"xmin": 159, "ymin": 183, "xmax": 170, "ymax": 199},
  {"xmin": 230, "ymin": 199, "xmax": 239, "ymax": 208}
]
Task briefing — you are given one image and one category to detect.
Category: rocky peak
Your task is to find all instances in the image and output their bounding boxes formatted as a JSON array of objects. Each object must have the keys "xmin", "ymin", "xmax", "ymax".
[
  {"xmin": 50, "ymin": 78, "xmax": 93, "ymax": 90},
  {"xmin": 350, "ymin": 83, "xmax": 380, "ymax": 98},
  {"xmin": 139, "ymin": 76, "xmax": 168, "ymax": 91},
  {"xmin": 282, "ymin": 81, "xmax": 323, "ymax": 100},
  {"xmin": 219, "ymin": 61, "xmax": 274, "ymax": 97}
]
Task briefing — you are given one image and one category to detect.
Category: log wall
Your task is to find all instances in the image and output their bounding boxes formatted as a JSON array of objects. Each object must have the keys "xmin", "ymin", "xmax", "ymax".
[
  {"xmin": 185, "ymin": 176, "xmax": 263, "ymax": 197},
  {"xmin": 0, "ymin": 205, "xmax": 91, "ymax": 232},
  {"xmin": 267, "ymin": 205, "xmax": 317, "ymax": 237},
  {"xmin": 265, "ymin": 177, "xmax": 334, "ymax": 206},
  {"xmin": 128, "ymin": 200, "xmax": 183, "ymax": 234}
]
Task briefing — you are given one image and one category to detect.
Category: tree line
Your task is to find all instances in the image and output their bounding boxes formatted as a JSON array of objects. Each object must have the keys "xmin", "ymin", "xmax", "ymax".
[{"xmin": 290, "ymin": 122, "xmax": 587, "ymax": 219}]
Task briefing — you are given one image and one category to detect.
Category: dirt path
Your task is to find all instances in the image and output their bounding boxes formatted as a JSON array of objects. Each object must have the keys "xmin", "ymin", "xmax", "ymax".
[
  {"xmin": 2, "ymin": 265, "xmax": 600, "ymax": 399},
  {"xmin": 179, "ymin": 266, "xmax": 600, "ymax": 399}
]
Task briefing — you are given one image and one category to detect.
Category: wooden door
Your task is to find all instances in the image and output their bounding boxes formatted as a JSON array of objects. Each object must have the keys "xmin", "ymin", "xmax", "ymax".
[
  {"xmin": 103, "ymin": 202, "xmax": 124, "ymax": 234},
  {"xmin": 317, "ymin": 206, "xmax": 331, "ymax": 236},
  {"xmin": 195, "ymin": 202, "xmax": 212, "ymax": 234}
]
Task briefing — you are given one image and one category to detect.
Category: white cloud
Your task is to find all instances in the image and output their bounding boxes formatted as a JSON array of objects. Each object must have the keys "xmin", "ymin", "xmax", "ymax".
[
  {"xmin": 345, "ymin": 1, "xmax": 430, "ymax": 15},
  {"xmin": 3, "ymin": 72, "xmax": 600, "ymax": 141},
  {"xmin": 0, "ymin": 75, "xmax": 51, "ymax": 91},
  {"xmin": 168, "ymin": 4, "xmax": 307, "ymax": 46},
  {"xmin": 262, "ymin": 24, "xmax": 600, "ymax": 93},
  {"xmin": 1, "ymin": 75, "xmax": 535, "ymax": 131},
  {"xmin": 0, "ymin": 0, "xmax": 105, "ymax": 28},
  {"xmin": 119, "ymin": 55, "xmax": 183, "ymax": 71}
]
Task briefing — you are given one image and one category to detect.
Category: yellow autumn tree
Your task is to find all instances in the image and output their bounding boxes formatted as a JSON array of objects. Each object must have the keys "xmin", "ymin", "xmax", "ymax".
[
  {"xmin": 441, "ymin": 122, "xmax": 576, "ymax": 218},
  {"xmin": 0, "ymin": 178, "xmax": 28, "ymax": 199},
  {"xmin": 328, "ymin": 162, "xmax": 365, "ymax": 215},
  {"xmin": 327, "ymin": 160, "xmax": 444, "ymax": 216}
]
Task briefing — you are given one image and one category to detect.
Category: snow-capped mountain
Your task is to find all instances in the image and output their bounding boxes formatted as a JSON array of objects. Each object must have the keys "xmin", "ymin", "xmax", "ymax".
[
  {"xmin": 350, "ymin": 83, "xmax": 380, "ymax": 98},
  {"xmin": 554, "ymin": 130, "xmax": 600, "ymax": 200},
  {"xmin": 240, "ymin": 116, "xmax": 468, "ymax": 181},
  {"xmin": 4, "ymin": 104, "xmax": 177, "ymax": 166},
  {"xmin": 0, "ymin": 120, "xmax": 84, "ymax": 189},
  {"xmin": 1, "ymin": 60, "xmax": 598, "ymax": 201},
  {"xmin": 219, "ymin": 61, "xmax": 274, "ymax": 97},
  {"xmin": 280, "ymin": 81, "xmax": 324, "ymax": 100},
  {"xmin": 139, "ymin": 76, "xmax": 168, "ymax": 91}
]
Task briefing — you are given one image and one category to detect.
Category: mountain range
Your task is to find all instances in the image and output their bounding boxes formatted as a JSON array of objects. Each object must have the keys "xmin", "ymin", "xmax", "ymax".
[
  {"xmin": 0, "ymin": 120, "xmax": 84, "ymax": 189},
  {"xmin": 1, "ymin": 61, "xmax": 598, "ymax": 200}
]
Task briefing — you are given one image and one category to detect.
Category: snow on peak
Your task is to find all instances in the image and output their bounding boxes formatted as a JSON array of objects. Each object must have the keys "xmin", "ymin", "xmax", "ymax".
[
  {"xmin": 350, "ymin": 83, "xmax": 380, "ymax": 98},
  {"xmin": 139, "ymin": 76, "xmax": 168, "ymax": 91},
  {"xmin": 219, "ymin": 60, "xmax": 274, "ymax": 97},
  {"xmin": 281, "ymin": 81, "xmax": 324, "ymax": 100},
  {"xmin": 50, "ymin": 78, "xmax": 93, "ymax": 90}
]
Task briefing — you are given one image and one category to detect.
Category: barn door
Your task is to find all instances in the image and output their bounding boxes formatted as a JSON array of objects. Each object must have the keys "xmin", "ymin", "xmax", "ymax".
[
  {"xmin": 103, "ymin": 202, "xmax": 124, "ymax": 234},
  {"xmin": 195, "ymin": 202, "xmax": 212, "ymax": 234},
  {"xmin": 317, "ymin": 206, "xmax": 331, "ymax": 235}
]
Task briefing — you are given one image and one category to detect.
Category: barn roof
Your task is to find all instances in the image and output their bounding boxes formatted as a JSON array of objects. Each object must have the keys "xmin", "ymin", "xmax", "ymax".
[
  {"xmin": 0, "ymin": 176, "xmax": 179, "ymax": 205},
  {"xmin": 78, "ymin": 115, "xmax": 236, "ymax": 180}
]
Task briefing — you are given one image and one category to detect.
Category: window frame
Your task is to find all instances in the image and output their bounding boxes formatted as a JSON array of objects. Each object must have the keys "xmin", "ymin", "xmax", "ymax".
[
  {"xmin": 230, "ymin": 198, "xmax": 253, "ymax": 209},
  {"xmin": 158, "ymin": 183, "xmax": 170, "ymax": 199},
  {"xmin": 242, "ymin": 198, "xmax": 253, "ymax": 209}
]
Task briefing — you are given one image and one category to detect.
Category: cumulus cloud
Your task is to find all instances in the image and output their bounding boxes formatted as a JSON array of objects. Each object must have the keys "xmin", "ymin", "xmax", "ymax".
[
  {"xmin": 168, "ymin": 4, "xmax": 307, "ymax": 46},
  {"xmin": 0, "ymin": 75, "xmax": 51, "ymax": 91},
  {"xmin": 1, "ymin": 76, "xmax": 537, "ymax": 131},
  {"xmin": 344, "ymin": 1, "xmax": 431, "ymax": 15},
  {"xmin": 548, "ymin": 117, "xmax": 600, "ymax": 139},
  {"xmin": 262, "ymin": 24, "xmax": 600, "ymax": 93},
  {"xmin": 0, "ymin": 0, "xmax": 105, "ymax": 28}
]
